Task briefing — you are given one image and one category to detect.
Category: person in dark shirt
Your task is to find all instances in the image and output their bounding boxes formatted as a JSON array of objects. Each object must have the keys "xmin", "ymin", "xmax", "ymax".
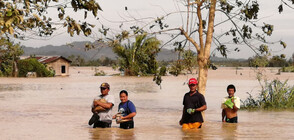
[{"xmin": 179, "ymin": 78, "xmax": 207, "ymax": 129}]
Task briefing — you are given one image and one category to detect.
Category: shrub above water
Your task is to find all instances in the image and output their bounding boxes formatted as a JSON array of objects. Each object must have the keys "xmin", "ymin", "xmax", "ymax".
[
  {"xmin": 241, "ymin": 79, "xmax": 294, "ymax": 110},
  {"xmin": 18, "ymin": 58, "xmax": 54, "ymax": 77}
]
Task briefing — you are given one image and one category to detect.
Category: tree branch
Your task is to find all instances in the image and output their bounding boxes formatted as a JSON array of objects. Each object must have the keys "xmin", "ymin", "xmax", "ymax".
[
  {"xmin": 204, "ymin": 0, "xmax": 216, "ymax": 56},
  {"xmin": 197, "ymin": 2, "xmax": 205, "ymax": 52},
  {"xmin": 179, "ymin": 27, "xmax": 200, "ymax": 52}
]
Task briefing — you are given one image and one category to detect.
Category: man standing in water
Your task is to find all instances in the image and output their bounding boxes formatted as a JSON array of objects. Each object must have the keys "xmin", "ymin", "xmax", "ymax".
[
  {"xmin": 179, "ymin": 78, "xmax": 207, "ymax": 129},
  {"xmin": 89, "ymin": 82, "xmax": 114, "ymax": 128},
  {"xmin": 221, "ymin": 84, "xmax": 240, "ymax": 123}
]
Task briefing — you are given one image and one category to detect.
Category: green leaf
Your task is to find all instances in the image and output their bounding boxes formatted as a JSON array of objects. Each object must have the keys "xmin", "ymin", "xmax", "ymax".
[
  {"xmin": 84, "ymin": 11, "xmax": 87, "ymax": 19},
  {"xmin": 6, "ymin": 11, "xmax": 13, "ymax": 17},
  {"xmin": 280, "ymin": 41, "xmax": 287, "ymax": 48},
  {"xmin": 278, "ymin": 4, "xmax": 283, "ymax": 14}
]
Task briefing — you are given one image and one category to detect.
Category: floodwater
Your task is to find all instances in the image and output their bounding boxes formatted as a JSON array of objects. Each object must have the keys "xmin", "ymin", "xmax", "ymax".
[{"xmin": 0, "ymin": 67, "xmax": 294, "ymax": 140}]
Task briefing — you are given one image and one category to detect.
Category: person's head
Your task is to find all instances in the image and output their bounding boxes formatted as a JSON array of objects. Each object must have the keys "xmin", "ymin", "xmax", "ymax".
[
  {"xmin": 188, "ymin": 78, "xmax": 198, "ymax": 93},
  {"xmin": 100, "ymin": 82, "xmax": 110, "ymax": 96},
  {"xmin": 119, "ymin": 90, "xmax": 128, "ymax": 103},
  {"xmin": 227, "ymin": 84, "xmax": 236, "ymax": 98}
]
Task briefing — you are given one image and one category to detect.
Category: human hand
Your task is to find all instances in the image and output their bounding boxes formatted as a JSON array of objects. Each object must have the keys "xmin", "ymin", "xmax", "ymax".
[
  {"xmin": 231, "ymin": 97, "xmax": 235, "ymax": 103},
  {"xmin": 187, "ymin": 108, "xmax": 195, "ymax": 114},
  {"xmin": 94, "ymin": 98, "xmax": 107, "ymax": 106},
  {"xmin": 116, "ymin": 115, "xmax": 122, "ymax": 124},
  {"xmin": 94, "ymin": 100, "xmax": 100, "ymax": 106}
]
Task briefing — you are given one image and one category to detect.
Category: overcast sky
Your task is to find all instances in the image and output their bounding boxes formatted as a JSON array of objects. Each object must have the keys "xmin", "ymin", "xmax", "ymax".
[{"xmin": 18, "ymin": 0, "xmax": 294, "ymax": 59}]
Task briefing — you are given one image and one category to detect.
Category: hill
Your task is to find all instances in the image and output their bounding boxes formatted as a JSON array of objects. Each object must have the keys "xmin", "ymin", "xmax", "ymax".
[
  {"xmin": 22, "ymin": 41, "xmax": 246, "ymax": 62},
  {"xmin": 22, "ymin": 41, "xmax": 179, "ymax": 61}
]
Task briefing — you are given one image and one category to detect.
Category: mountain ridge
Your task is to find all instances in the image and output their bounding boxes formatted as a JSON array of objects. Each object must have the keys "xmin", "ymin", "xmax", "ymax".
[{"xmin": 22, "ymin": 41, "xmax": 247, "ymax": 62}]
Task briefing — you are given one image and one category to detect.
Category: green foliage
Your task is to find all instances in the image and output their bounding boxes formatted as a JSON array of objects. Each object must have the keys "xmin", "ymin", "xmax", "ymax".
[
  {"xmin": 67, "ymin": 55, "xmax": 116, "ymax": 66},
  {"xmin": 94, "ymin": 68, "xmax": 106, "ymax": 76},
  {"xmin": 17, "ymin": 58, "xmax": 53, "ymax": 77},
  {"xmin": 169, "ymin": 60, "xmax": 184, "ymax": 76},
  {"xmin": 0, "ymin": 38, "xmax": 23, "ymax": 77},
  {"xmin": 217, "ymin": 45, "xmax": 228, "ymax": 58},
  {"xmin": 0, "ymin": 0, "xmax": 101, "ymax": 40},
  {"xmin": 248, "ymin": 55, "xmax": 269, "ymax": 67},
  {"xmin": 169, "ymin": 50, "xmax": 197, "ymax": 76},
  {"xmin": 182, "ymin": 50, "xmax": 197, "ymax": 73},
  {"xmin": 268, "ymin": 55, "xmax": 289, "ymax": 67},
  {"xmin": 153, "ymin": 74, "xmax": 162, "ymax": 87},
  {"xmin": 240, "ymin": 1, "xmax": 259, "ymax": 21},
  {"xmin": 281, "ymin": 66, "xmax": 294, "ymax": 72},
  {"xmin": 67, "ymin": 55, "xmax": 85, "ymax": 66},
  {"xmin": 241, "ymin": 79, "xmax": 294, "ymax": 110},
  {"xmin": 159, "ymin": 66, "xmax": 167, "ymax": 76},
  {"xmin": 248, "ymin": 55, "xmax": 292, "ymax": 68},
  {"xmin": 112, "ymin": 34, "xmax": 161, "ymax": 76},
  {"xmin": 211, "ymin": 59, "xmax": 248, "ymax": 67}
]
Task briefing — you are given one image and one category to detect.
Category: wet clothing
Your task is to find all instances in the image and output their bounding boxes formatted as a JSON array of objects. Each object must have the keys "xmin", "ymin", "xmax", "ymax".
[
  {"xmin": 91, "ymin": 94, "xmax": 114, "ymax": 128},
  {"xmin": 93, "ymin": 120, "xmax": 112, "ymax": 128},
  {"xmin": 221, "ymin": 96, "xmax": 240, "ymax": 123},
  {"xmin": 118, "ymin": 100, "xmax": 136, "ymax": 129},
  {"xmin": 182, "ymin": 122, "xmax": 202, "ymax": 129},
  {"xmin": 118, "ymin": 100, "xmax": 136, "ymax": 118},
  {"xmin": 181, "ymin": 91, "xmax": 206, "ymax": 124},
  {"xmin": 120, "ymin": 120, "xmax": 134, "ymax": 129},
  {"xmin": 226, "ymin": 116, "xmax": 238, "ymax": 123}
]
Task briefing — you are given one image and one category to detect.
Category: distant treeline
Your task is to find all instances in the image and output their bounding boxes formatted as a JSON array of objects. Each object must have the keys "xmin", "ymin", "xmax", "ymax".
[
  {"xmin": 67, "ymin": 54, "xmax": 294, "ymax": 68},
  {"xmin": 67, "ymin": 55, "xmax": 116, "ymax": 66}
]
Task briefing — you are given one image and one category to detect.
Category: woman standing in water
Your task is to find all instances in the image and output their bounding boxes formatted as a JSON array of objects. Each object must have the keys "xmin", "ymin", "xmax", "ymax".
[{"xmin": 113, "ymin": 90, "xmax": 137, "ymax": 129}]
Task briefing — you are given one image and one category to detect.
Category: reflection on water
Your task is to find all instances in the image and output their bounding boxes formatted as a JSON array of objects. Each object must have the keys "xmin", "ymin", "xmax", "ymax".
[
  {"xmin": 0, "ymin": 68, "xmax": 294, "ymax": 140},
  {"xmin": 0, "ymin": 84, "xmax": 23, "ymax": 91},
  {"xmin": 90, "ymin": 128, "xmax": 135, "ymax": 140},
  {"xmin": 221, "ymin": 123, "xmax": 238, "ymax": 139}
]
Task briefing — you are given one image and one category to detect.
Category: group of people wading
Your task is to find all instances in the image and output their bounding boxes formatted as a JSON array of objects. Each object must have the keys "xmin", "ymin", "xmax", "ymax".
[{"xmin": 88, "ymin": 78, "xmax": 240, "ymax": 129}]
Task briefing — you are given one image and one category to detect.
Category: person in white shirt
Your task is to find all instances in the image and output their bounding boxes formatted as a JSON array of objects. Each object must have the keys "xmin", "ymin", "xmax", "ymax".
[{"xmin": 89, "ymin": 82, "xmax": 114, "ymax": 128}]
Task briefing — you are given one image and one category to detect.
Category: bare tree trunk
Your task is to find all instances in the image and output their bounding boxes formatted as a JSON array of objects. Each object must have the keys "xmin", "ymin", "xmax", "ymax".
[
  {"xmin": 12, "ymin": 61, "xmax": 18, "ymax": 77},
  {"xmin": 196, "ymin": 0, "xmax": 216, "ymax": 95},
  {"xmin": 197, "ymin": 55, "xmax": 208, "ymax": 95}
]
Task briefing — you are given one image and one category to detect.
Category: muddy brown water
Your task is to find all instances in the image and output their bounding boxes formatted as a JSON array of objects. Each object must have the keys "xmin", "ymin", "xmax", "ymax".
[{"xmin": 0, "ymin": 67, "xmax": 294, "ymax": 140}]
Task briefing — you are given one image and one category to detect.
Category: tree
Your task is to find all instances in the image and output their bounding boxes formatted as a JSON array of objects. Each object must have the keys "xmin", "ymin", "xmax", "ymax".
[
  {"xmin": 67, "ymin": 55, "xmax": 85, "ymax": 66},
  {"xmin": 248, "ymin": 55, "xmax": 269, "ymax": 68},
  {"xmin": 173, "ymin": 0, "xmax": 288, "ymax": 95},
  {"xmin": 18, "ymin": 58, "xmax": 53, "ymax": 77},
  {"xmin": 0, "ymin": 37, "xmax": 23, "ymax": 77},
  {"xmin": 112, "ymin": 34, "xmax": 161, "ymax": 76},
  {"xmin": 98, "ymin": 0, "xmax": 287, "ymax": 95},
  {"xmin": 182, "ymin": 50, "xmax": 197, "ymax": 74},
  {"xmin": 0, "ymin": 0, "xmax": 101, "ymax": 41},
  {"xmin": 168, "ymin": 49, "xmax": 197, "ymax": 75},
  {"xmin": 268, "ymin": 55, "xmax": 288, "ymax": 67}
]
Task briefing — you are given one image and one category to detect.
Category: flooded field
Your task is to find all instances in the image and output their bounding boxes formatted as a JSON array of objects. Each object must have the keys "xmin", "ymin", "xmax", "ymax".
[{"xmin": 0, "ymin": 67, "xmax": 293, "ymax": 140}]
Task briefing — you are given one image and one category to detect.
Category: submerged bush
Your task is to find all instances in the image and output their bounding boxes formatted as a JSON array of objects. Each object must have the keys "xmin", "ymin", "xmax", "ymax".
[
  {"xmin": 281, "ymin": 66, "xmax": 294, "ymax": 72},
  {"xmin": 94, "ymin": 70, "xmax": 106, "ymax": 76},
  {"xmin": 18, "ymin": 58, "xmax": 53, "ymax": 77},
  {"xmin": 241, "ymin": 79, "xmax": 294, "ymax": 110}
]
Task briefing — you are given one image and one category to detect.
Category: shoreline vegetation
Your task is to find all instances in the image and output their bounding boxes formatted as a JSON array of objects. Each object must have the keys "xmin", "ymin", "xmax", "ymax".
[
  {"xmin": 1, "ymin": 66, "xmax": 294, "ymax": 111},
  {"xmin": 241, "ymin": 79, "xmax": 294, "ymax": 110}
]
